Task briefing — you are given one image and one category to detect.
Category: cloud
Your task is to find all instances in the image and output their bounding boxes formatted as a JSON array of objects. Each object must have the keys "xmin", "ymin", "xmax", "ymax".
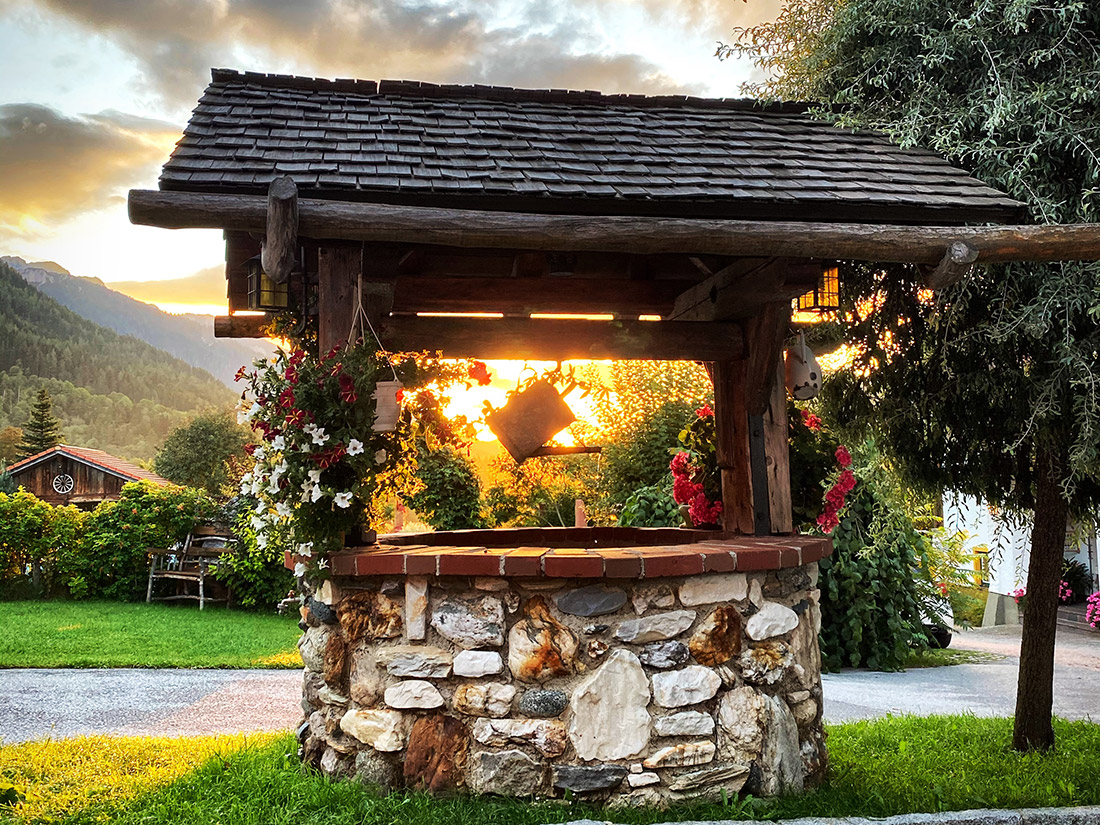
[
  {"xmin": 26, "ymin": 0, "xmax": 707, "ymax": 108},
  {"xmin": 107, "ymin": 265, "xmax": 225, "ymax": 307},
  {"xmin": 0, "ymin": 103, "xmax": 178, "ymax": 239}
]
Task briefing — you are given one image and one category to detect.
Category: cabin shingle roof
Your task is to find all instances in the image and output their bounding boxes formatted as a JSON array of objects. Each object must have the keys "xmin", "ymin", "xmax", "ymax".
[
  {"xmin": 158, "ymin": 68, "xmax": 1027, "ymax": 225},
  {"xmin": 7, "ymin": 446, "xmax": 171, "ymax": 485}
]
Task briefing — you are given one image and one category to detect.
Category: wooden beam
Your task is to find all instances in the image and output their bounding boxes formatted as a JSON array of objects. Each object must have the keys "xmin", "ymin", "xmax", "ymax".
[
  {"xmin": 744, "ymin": 302, "xmax": 792, "ymax": 417},
  {"xmin": 318, "ymin": 245, "xmax": 360, "ymax": 353},
  {"xmin": 129, "ymin": 189, "xmax": 1100, "ymax": 266},
  {"xmin": 923, "ymin": 241, "xmax": 979, "ymax": 289},
  {"xmin": 215, "ymin": 314, "xmax": 745, "ymax": 360},
  {"xmin": 748, "ymin": 413, "xmax": 770, "ymax": 536},
  {"xmin": 668, "ymin": 258, "xmax": 820, "ymax": 321},
  {"xmin": 529, "ymin": 445, "xmax": 603, "ymax": 457},
  {"xmin": 763, "ymin": 360, "xmax": 793, "ymax": 534},
  {"xmin": 260, "ymin": 177, "xmax": 298, "ymax": 284},
  {"xmin": 711, "ymin": 360, "xmax": 754, "ymax": 535}
]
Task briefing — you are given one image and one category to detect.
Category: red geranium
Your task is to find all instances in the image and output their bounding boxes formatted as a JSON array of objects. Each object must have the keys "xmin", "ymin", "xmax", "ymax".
[
  {"xmin": 695, "ymin": 403, "xmax": 714, "ymax": 418},
  {"xmin": 835, "ymin": 446, "xmax": 852, "ymax": 468},
  {"xmin": 468, "ymin": 361, "xmax": 492, "ymax": 386},
  {"xmin": 800, "ymin": 409, "xmax": 822, "ymax": 431}
]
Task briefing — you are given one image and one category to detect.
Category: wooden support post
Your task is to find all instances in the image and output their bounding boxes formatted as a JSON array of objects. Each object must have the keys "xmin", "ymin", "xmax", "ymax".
[
  {"xmin": 318, "ymin": 244, "xmax": 360, "ymax": 353},
  {"xmin": 260, "ymin": 177, "xmax": 299, "ymax": 284},
  {"xmin": 748, "ymin": 413, "xmax": 770, "ymax": 535},
  {"xmin": 764, "ymin": 361, "xmax": 793, "ymax": 534},
  {"xmin": 711, "ymin": 360, "xmax": 754, "ymax": 535}
]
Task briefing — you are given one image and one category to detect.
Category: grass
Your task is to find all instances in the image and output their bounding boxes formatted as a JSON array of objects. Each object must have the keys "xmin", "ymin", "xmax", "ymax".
[
  {"xmin": 905, "ymin": 648, "xmax": 1003, "ymax": 668},
  {"xmin": 2, "ymin": 716, "xmax": 1098, "ymax": 824},
  {"xmin": 0, "ymin": 601, "xmax": 302, "ymax": 669}
]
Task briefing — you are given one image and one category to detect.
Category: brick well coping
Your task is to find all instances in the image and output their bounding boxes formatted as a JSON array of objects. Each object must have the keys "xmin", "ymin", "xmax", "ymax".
[{"xmin": 284, "ymin": 527, "xmax": 832, "ymax": 579}]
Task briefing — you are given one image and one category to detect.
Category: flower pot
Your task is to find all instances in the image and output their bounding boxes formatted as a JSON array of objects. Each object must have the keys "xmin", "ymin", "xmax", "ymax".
[
  {"xmin": 372, "ymin": 381, "xmax": 403, "ymax": 432},
  {"xmin": 486, "ymin": 380, "xmax": 576, "ymax": 463}
]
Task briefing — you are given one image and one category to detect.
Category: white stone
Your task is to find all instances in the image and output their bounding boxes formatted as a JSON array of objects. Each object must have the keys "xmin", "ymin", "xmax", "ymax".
[
  {"xmin": 318, "ymin": 686, "xmax": 349, "ymax": 706},
  {"xmin": 453, "ymin": 682, "xmax": 516, "ymax": 718},
  {"xmin": 677, "ymin": 573, "xmax": 748, "ymax": 607},
  {"xmin": 297, "ymin": 625, "xmax": 330, "ymax": 672},
  {"xmin": 384, "ymin": 679, "xmax": 444, "ymax": 709},
  {"xmin": 745, "ymin": 602, "xmax": 800, "ymax": 640},
  {"xmin": 628, "ymin": 772, "xmax": 660, "ymax": 788},
  {"xmin": 339, "ymin": 709, "xmax": 409, "ymax": 752},
  {"xmin": 749, "ymin": 578, "xmax": 764, "ymax": 607},
  {"xmin": 568, "ymin": 649, "xmax": 651, "ymax": 761},
  {"xmin": 431, "ymin": 596, "xmax": 505, "ymax": 648},
  {"xmin": 758, "ymin": 694, "xmax": 804, "ymax": 795},
  {"xmin": 453, "ymin": 650, "xmax": 504, "ymax": 677},
  {"xmin": 319, "ymin": 579, "xmax": 340, "ymax": 605},
  {"xmin": 474, "ymin": 577, "xmax": 510, "ymax": 591},
  {"xmin": 614, "ymin": 610, "xmax": 696, "ymax": 643},
  {"xmin": 642, "ymin": 740, "xmax": 716, "ymax": 769},
  {"xmin": 376, "ymin": 645, "xmax": 452, "ymax": 678},
  {"xmin": 405, "ymin": 576, "xmax": 428, "ymax": 641},
  {"xmin": 631, "ymin": 584, "xmax": 676, "ymax": 615},
  {"xmin": 716, "ymin": 686, "xmax": 767, "ymax": 761},
  {"xmin": 471, "ymin": 718, "xmax": 568, "ymax": 757},
  {"xmin": 654, "ymin": 710, "xmax": 715, "ymax": 737},
  {"xmin": 651, "ymin": 666, "xmax": 721, "ymax": 707}
]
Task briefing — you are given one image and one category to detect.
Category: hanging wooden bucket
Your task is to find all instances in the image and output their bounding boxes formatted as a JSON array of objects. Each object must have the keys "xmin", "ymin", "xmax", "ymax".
[
  {"xmin": 486, "ymin": 380, "xmax": 576, "ymax": 463},
  {"xmin": 372, "ymin": 380, "xmax": 403, "ymax": 432}
]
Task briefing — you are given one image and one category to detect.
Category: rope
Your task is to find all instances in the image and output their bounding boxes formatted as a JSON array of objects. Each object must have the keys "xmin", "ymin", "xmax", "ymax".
[{"xmin": 345, "ymin": 248, "xmax": 399, "ymax": 383}]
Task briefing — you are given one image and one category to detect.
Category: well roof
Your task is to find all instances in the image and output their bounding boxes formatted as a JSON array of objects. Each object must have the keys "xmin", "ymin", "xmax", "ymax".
[
  {"xmin": 158, "ymin": 69, "xmax": 1026, "ymax": 226},
  {"xmin": 7, "ymin": 445, "xmax": 171, "ymax": 485}
]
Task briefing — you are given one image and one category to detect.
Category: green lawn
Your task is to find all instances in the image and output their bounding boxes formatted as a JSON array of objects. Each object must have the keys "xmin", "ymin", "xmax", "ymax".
[
  {"xmin": 0, "ymin": 601, "xmax": 301, "ymax": 669},
  {"xmin": 2, "ymin": 716, "xmax": 1098, "ymax": 824}
]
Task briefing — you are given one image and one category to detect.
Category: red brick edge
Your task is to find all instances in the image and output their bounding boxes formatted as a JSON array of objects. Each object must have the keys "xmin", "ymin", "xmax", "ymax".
[{"xmin": 285, "ymin": 532, "xmax": 832, "ymax": 580}]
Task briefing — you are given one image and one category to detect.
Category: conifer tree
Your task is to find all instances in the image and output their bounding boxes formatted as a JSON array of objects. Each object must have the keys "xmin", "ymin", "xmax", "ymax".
[{"xmin": 18, "ymin": 389, "xmax": 63, "ymax": 458}]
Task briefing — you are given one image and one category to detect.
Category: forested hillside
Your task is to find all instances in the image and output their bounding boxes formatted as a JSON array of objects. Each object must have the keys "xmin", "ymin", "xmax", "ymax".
[
  {"xmin": 0, "ymin": 262, "xmax": 237, "ymax": 461},
  {"xmin": 3, "ymin": 256, "xmax": 269, "ymax": 388}
]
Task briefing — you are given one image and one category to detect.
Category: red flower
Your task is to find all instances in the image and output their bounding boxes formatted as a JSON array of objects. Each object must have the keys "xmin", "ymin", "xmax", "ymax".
[
  {"xmin": 311, "ymin": 444, "xmax": 347, "ymax": 469},
  {"xmin": 234, "ymin": 366, "xmax": 248, "ymax": 382},
  {"xmin": 395, "ymin": 389, "xmax": 405, "ymax": 403},
  {"xmin": 468, "ymin": 361, "xmax": 492, "ymax": 386},
  {"xmin": 695, "ymin": 403, "xmax": 714, "ymax": 418},
  {"xmin": 278, "ymin": 388, "xmax": 295, "ymax": 409},
  {"xmin": 244, "ymin": 443, "xmax": 257, "ymax": 456},
  {"xmin": 836, "ymin": 469, "xmax": 857, "ymax": 493},
  {"xmin": 689, "ymin": 492, "xmax": 722, "ymax": 525},
  {"xmin": 285, "ymin": 409, "xmax": 306, "ymax": 427},
  {"xmin": 673, "ymin": 476, "xmax": 702, "ymax": 506},
  {"xmin": 800, "ymin": 409, "xmax": 822, "ymax": 431},
  {"xmin": 338, "ymin": 373, "xmax": 357, "ymax": 403},
  {"xmin": 284, "ymin": 364, "xmax": 298, "ymax": 385},
  {"xmin": 816, "ymin": 511, "xmax": 840, "ymax": 533},
  {"xmin": 670, "ymin": 452, "xmax": 693, "ymax": 477},
  {"xmin": 835, "ymin": 446, "xmax": 852, "ymax": 468}
]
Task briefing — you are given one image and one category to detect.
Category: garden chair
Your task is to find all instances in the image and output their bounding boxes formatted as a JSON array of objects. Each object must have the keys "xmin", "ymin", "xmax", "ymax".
[{"xmin": 146, "ymin": 525, "xmax": 233, "ymax": 609}]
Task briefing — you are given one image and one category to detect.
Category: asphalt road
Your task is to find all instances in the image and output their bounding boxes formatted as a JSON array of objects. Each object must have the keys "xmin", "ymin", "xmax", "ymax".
[{"xmin": 1, "ymin": 624, "xmax": 1096, "ymax": 744}]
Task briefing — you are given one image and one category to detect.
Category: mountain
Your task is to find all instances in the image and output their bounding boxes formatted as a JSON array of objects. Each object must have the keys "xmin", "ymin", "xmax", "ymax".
[
  {"xmin": 2, "ymin": 256, "xmax": 270, "ymax": 388},
  {"xmin": 0, "ymin": 261, "xmax": 238, "ymax": 461}
]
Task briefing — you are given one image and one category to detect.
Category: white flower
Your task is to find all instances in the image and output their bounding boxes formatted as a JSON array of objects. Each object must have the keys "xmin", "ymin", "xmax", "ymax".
[
  {"xmin": 267, "ymin": 479, "xmax": 281, "ymax": 495},
  {"xmin": 311, "ymin": 427, "xmax": 329, "ymax": 446},
  {"xmin": 334, "ymin": 491, "xmax": 352, "ymax": 509},
  {"xmin": 297, "ymin": 542, "xmax": 313, "ymax": 558},
  {"xmin": 253, "ymin": 446, "xmax": 266, "ymax": 461},
  {"xmin": 250, "ymin": 515, "xmax": 265, "ymax": 531},
  {"xmin": 317, "ymin": 558, "xmax": 330, "ymax": 570},
  {"xmin": 310, "ymin": 485, "xmax": 325, "ymax": 503},
  {"xmin": 254, "ymin": 500, "xmax": 267, "ymax": 514},
  {"xmin": 293, "ymin": 562, "xmax": 307, "ymax": 578},
  {"xmin": 303, "ymin": 422, "xmax": 318, "ymax": 436},
  {"xmin": 251, "ymin": 480, "xmax": 263, "ymax": 496},
  {"xmin": 241, "ymin": 473, "xmax": 253, "ymax": 487},
  {"xmin": 308, "ymin": 469, "xmax": 322, "ymax": 483},
  {"xmin": 237, "ymin": 409, "xmax": 249, "ymax": 425},
  {"xmin": 271, "ymin": 435, "xmax": 286, "ymax": 451},
  {"xmin": 347, "ymin": 438, "xmax": 364, "ymax": 456},
  {"xmin": 256, "ymin": 533, "xmax": 269, "ymax": 549},
  {"xmin": 248, "ymin": 402, "xmax": 261, "ymax": 419},
  {"xmin": 374, "ymin": 449, "xmax": 388, "ymax": 464},
  {"xmin": 276, "ymin": 502, "xmax": 292, "ymax": 518}
]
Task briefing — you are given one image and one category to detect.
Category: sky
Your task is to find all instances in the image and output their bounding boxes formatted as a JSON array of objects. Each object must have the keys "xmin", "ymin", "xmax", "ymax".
[{"xmin": 0, "ymin": 0, "xmax": 777, "ymax": 313}]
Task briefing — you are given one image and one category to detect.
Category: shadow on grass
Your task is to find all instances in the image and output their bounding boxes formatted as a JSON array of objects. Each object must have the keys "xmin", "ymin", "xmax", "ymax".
[{"xmin": 6, "ymin": 717, "xmax": 1100, "ymax": 824}]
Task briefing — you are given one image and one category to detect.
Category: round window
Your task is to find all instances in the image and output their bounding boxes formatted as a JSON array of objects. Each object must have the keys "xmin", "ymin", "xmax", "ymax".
[{"xmin": 52, "ymin": 474, "xmax": 75, "ymax": 495}]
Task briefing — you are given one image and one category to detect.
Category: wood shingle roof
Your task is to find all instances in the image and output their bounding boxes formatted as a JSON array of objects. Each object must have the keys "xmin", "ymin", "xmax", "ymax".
[{"xmin": 159, "ymin": 68, "xmax": 1026, "ymax": 225}]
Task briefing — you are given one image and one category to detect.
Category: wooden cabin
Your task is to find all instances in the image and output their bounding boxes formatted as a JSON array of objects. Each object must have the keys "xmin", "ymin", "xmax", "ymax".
[{"xmin": 6, "ymin": 445, "xmax": 170, "ymax": 508}]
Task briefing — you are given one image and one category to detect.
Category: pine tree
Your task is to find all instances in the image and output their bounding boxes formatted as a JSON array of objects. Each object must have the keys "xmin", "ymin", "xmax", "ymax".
[{"xmin": 18, "ymin": 389, "xmax": 63, "ymax": 458}]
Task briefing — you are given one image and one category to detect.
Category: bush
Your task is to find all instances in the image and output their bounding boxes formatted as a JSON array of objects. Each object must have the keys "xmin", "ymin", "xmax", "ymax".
[
  {"xmin": 618, "ymin": 482, "xmax": 680, "ymax": 527},
  {"xmin": 67, "ymin": 483, "xmax": 216, "ymax": 601},
  {"xmin": 402, "ymin": 442, "xmax": 486, "ymax": 530},
  {"xmin": 817, "ymin": 480, "xmax": 929, "ymax": 671},
  {"xmin": 1061, "ymin": 558, "xmax": 1092, "ymax": 605},
  {"xmin": 601, "ymin": 400, "xmax": 696, "ymax": 506},
  {"xmin": 213, "ymin": 496, "xmax": 296, "ymax": 610},
  {"xmin": 0, "ymin": 490, "xmax": 85, "ymax": 598}
]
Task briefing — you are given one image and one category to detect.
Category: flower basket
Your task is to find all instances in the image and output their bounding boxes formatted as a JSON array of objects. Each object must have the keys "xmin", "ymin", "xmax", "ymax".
[
  {"xmin": 486, "ymin": 379, "xmax": 576, "ymax": 463},
  {"xmin": 371, "ymin": 380, "xmax": 403, "ymax": 432}
]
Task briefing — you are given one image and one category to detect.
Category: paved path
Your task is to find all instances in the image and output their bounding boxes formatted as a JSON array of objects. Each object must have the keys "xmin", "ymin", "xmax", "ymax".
[
  {"xmin": 822, "ymin": 622, "xmax": 1100, "ymax": 723},
  {"xmin": 1, "ymin": 624, "xmax": 1096, "ymax": 744}
]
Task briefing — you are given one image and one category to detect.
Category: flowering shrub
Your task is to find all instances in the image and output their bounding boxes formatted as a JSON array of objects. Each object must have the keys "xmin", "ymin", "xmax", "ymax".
[
  {"xmin": 816, "ymin": 445, "xmax": 857, "ymax": 533},
  {"xmin": 237, "ymin": 341, "xmax": 480, "ymax": 573},
  {"xmin": 1086, "ymin": 592, "xmax": 1100, "ymax": 629},
  {"xmin": 670, "ymin": 403, "xmax": 722, "ymax": 527}
]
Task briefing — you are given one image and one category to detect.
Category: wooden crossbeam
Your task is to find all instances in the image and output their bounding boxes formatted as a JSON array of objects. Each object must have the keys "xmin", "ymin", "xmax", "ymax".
[
  {"xmin": 130, "ymin": 188, "xmax": 1100, "ymax": 267},
  {"xmin": 213, "ymin": 314, "xmax": 744, "ymax": 361},
  {"xmin": 668, "ymin": 258, "xmax": 820, "ymax": 322}
]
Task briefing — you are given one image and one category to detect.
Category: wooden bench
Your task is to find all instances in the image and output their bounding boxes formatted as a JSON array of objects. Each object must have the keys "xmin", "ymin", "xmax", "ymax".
[{"xmin": 146, "ymin": 525, "xmax": 233, "ymax": 610}]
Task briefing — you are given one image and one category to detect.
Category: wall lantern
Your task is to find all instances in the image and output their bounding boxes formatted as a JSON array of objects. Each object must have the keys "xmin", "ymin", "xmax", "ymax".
[
  {"xmin": 245, "ymin": 255, "xmax": 289, "ymax": 312},
  {"xmin": 793, "ymin": 265, "xmax": 840, "ymax": 319}
]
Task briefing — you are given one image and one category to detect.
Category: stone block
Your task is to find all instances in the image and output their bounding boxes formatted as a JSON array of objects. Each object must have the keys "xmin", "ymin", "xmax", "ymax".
[
  {"xmin": 651, "ymin": 665, "xmax": 721, "ymax": 707},
  {"xmin": 614, "ymin": 610, "xmax": 696, "ymax": 644},
  {"xmin": 678, "ymin": 573, "xmax": 748, "ymax": 606},
  {"xmin": 568, "ymin": 649, "xmax": 650, "ymax": 760}
]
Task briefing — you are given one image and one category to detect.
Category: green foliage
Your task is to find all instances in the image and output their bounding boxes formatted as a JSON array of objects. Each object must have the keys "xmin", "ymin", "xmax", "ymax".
[
  {"xmin": 17, "ymin": 388, "xmax": 63, "ymax": 458},
  {"xmin": 68, "ymin": 483, "xmax": 216, "ymax": 602},
  {"xmin": 601, "ymin": 401, "xmax": 697, "ymax": 506},
  {"xmin": 949, "ymin": 585, "xmax": 989, "ymax": 628},
  {"xmin": 618, "ymin": 482, "xmax": 681, "ymax": 527},
  {"xmin": 154, "ymin": 409, "xmax": 253, "ymax": 498},
  {"xmin": 485, "ymin": 454, "xmax": 598, "ymax": 527},
  {"xmin": 0, "ymin": 490, "xmax": 85, "ymax": 598},
  {"xmin": 1061, "ymin": 558, "xmax": 1092, "ymax": 606},
  {"xmin": 0, "ymin": 462, "xmax": 14, "ymax": 494},
  {"xmin": 403, "ymin": 441, "xmax": 486, "ymax": 530},
  {"xmin": 4, "ymin": 717, "xmax": 1100, "ymax": 823},
  {"xmin": 0, "ymin": 425, "xmax": 21, "ymax": 462},
  {"xmin": 213, "ymin": 497, "xmax": 296, "ymax": 610},
  {"xmin": 0, "ymin": 601, "xmax": 301, "ymax": 668},
  {"xmin": 817, "ymin": 481, "xmax": 929, "ymax": 671}
]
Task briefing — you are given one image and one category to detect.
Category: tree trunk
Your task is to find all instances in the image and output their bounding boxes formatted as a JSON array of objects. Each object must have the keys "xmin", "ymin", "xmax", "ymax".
[{"xmin": 1012, "ymin": 441, "xmax": 1069, "ymax": 752}]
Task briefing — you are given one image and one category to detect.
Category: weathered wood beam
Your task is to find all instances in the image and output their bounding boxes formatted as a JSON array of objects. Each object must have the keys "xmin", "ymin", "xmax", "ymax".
[
  {"xmin": 260, "ymin": 177, "xmax": 298, "ymax": 284},
  {"xmin": 668, "ymin": 258, "xmax": 820, "ymax": 322},
  {"xmin": 130, "ymin": 189, "xmax": 1100, "ymax": 266},
  {"xmin": 923, "ymin": 241, "xmax": 980, "ymax": 289},
  {"xmin": 710, "ymin": 360, "xmax": 755, "ymax": 535},
  {"xmin": 744, "ymin": 302, "xmax": 792, "ymax": 417},
  {"xmin": 214, "ymin": 314, "xmax": 745, "ymax": 361},
  {"xmin": 529, "ymin": 445, "xmax": 603, "ymax": 457},
  {"xmin": 318, "ymin": 245, "xmax": 360, "ymax": 353},
  {"xmin": 763, "ymin": 361, "xmax": 793, "ymax": 534}
]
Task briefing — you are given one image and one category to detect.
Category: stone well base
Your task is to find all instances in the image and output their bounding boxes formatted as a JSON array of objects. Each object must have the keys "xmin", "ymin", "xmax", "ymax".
[{"xmin": 294, "ymin": 531, "xmax": 830, "ymax": 805}]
